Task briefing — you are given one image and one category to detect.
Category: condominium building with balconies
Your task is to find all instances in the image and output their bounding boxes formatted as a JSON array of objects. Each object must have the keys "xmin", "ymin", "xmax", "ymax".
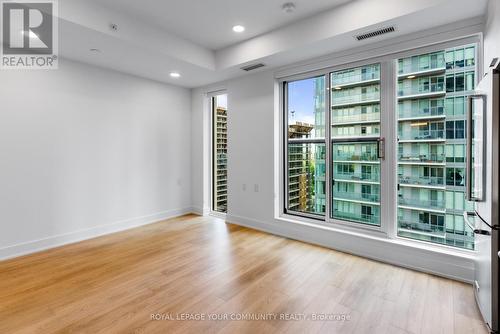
[
  {"xmin": 214, "ymin": 107, "xmax": 227, "ymax": 212},
  {"xmin": 397, "ymin": 45, "xmax": 476, "ymax": 250}
]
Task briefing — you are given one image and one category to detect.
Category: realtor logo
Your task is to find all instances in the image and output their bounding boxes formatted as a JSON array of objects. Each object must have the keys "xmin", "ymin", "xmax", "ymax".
[{"xmin": 1, "ymin": 0, "xmax": 58, "ymax": 69}]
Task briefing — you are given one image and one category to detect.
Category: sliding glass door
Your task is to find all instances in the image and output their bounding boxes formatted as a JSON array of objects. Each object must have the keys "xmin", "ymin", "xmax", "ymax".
[
  {"xmin": 285, "ymin": 76, "xmax": 326, "ymax": 217},
  {"xmin": 284, "ymin": 63, "xmax": 384, "ymax": 225},
  {"xmin": 282, "ymin": 39, "xmax": 478, "ymax": 250},
  {"xmin": 330, "ymin": 64, "xmax": 382, "ymax": 226}
]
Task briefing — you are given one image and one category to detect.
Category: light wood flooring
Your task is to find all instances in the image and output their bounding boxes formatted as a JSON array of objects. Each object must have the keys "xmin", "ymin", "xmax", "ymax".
[{"xmin": 0, "ymin": 214, "xmax": 488, "ymax": 334}]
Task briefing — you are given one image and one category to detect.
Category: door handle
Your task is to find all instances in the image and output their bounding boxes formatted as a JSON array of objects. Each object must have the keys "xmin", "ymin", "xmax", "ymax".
[
  {"xmin": 465, "ymin": 94, "xmax": 486, "ymax": 202},
  {"xmin": 377, "ymin": 137, "xmax": 385, "ymax": 160},
  {"xmin": 463, "ymin": 211, "xmax": 491, "ymax": 235}
]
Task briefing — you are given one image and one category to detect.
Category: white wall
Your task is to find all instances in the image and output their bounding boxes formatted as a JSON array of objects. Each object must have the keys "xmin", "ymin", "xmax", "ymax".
[
  {"xmin": 484, "ymin": 0, "xmax": 500, "ymax": 68},
  {"xmin": 0, "ymin": 59, "xmax": 192, "ymax": 259}
]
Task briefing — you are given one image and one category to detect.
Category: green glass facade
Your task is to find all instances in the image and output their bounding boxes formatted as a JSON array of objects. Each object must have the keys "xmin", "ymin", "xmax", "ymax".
[
  {"xmin": 397, "ymin": 45, "xmax": 476, "ymax": 250},
  {"xmin": 314, "ymin": 78, "xmax": 327, "ymax": 214},
  {"xmin": 330, "ymin": 64, "xmax": 381, "ymax": 226}
]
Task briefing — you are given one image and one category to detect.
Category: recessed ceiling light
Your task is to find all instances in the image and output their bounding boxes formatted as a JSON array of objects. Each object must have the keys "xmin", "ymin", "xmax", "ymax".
[
  {"xmin": 334, "ymin": 86, "xmax": 342, "ymax": 90},
  {"xmin": 407, "ymin": 75, "xmax": 416, "ymax": 79},
  {"xmin": 170, "ymin": 72, "xmax": 181, "ymax": 78},
  {"xmin": 232, "ymin": 25, "xmax": 245, "ymax": 33}
]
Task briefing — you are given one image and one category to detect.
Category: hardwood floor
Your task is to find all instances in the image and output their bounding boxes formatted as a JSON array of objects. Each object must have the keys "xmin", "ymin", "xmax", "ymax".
[{"xmin": 0, "ymin": 214, "xmax": 488, "ymax": 334}]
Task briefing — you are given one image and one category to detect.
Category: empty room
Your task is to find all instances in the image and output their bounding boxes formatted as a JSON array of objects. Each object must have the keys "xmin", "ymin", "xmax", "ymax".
[{"xmin": 1, "ymin": 0, "xmax": 500, "ymax": 333}]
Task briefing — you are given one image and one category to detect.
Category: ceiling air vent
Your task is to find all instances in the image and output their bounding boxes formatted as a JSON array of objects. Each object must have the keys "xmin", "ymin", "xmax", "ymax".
[
  {"xmin": 241, "ymin": 63, "xmax": 265, "ymax": 72},
  {"xmin": 355, "ymin": 26, "xmax": 395, "ymax": 41}
]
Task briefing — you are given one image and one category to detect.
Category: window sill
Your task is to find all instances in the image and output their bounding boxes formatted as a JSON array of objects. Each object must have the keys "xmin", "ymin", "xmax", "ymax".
[{"xmin": 278, "ymin": 213, "xmax": 475, "ymax": 260}]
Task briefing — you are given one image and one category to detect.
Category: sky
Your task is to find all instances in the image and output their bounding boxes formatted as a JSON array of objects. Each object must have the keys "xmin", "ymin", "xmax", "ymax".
[
  {"xmin": 215, "ymin": 94, "xmax": 227, "ymax": 109},
  {"xmin": 288, "ymin": 77, "xmax": 317, "ymax": 126}
]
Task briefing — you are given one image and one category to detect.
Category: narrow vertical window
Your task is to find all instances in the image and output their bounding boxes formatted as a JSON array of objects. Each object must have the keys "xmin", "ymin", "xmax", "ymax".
[
  {"xmin": 331, "ymin": 64, "xmax": 381, "ymax": 226},
  {"xmin": 212, "ymin": 94, "xmax": 228, "ymax": 213},
  {"xmin": 397, "ymin": 45, "xmax": 476, "ymax": 250},
  {"xmin": 285, "ymin": 76, "xmax": 326, "ymax": 216}
]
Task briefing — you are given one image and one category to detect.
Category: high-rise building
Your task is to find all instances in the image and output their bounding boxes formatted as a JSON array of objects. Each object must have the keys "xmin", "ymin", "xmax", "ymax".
[
  {"xmin": 288, "ymin": 122, "xmax": 314, "ymax": 212},
  {"xmin": 330, "ymin": 64, "xmax": 382, "ymax": 226},
  {"xmin": 214, "ymin": 106, "xmax": 227, "ymax": 212},
  {"xmin": 397, "ymin": 45, "xmax": 476, "ymax": 249},
  {"xmin": 314, "ymin": 77, "xmax": 326, "ymax": 214}
]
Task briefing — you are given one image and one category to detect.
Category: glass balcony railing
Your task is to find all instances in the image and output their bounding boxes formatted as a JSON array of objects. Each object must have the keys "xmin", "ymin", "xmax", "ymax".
[
  {"xmin": 398, "ymin": 129, "xmax": 444, "ymax": 141},
  {"xmin": 399, "ymin": 175, "xmax": 445, "ymax": 187},
  {"xmin": 332, "ymin": 64, "xmax": 380, "ymax": 87},
  {"xmin": 332, "ymin": 210, "xmax": 380, "ymax": 225},
  {"xmin": 446, "ymin": 233, "xmax": 475, "ymax": 244},
  {"xmin": 398, "ymin": 197, "xmax": 445, "ymax": 210},
  {"xmin": 332, "ymin": 72, "xmax": 380, "ymax": 87},
  {"xmin": 333, "ymin": 191, "xmax": 380, "ymax": 203},
  {"xmin": 332, "ymin": 127, "xmax": 380, "ymax": 138},
  {"xmin": 398, "ymin": 59, "xmax": 446, "ymax": 76},
  {"xmin": 334, "ymin": 172, "xmax": 379, "ymax": 183},
  {"xmin": 398, "ymin": 153, "xmax": 445, "ymax": 163},
  {"xmin": 333, "ymin": 152, "xmax": 378, "ymax": 162},
  {"xmin": 398, "ymin": 83, "xmax": 444, "ymax": 97},
  {"xmin": 398, "ymin": 106, "xmax": 444, "ymax": 119},
  {"xmin": 332, "ymin": 91, "xmax": 380, "ymax": 106},
  {"xmin": 331, "ymin": 112, "xmax": 380, "ymax": 124},
  {"xmin": 398, "ymin": 220, "xmax": 445, "ymax": 234}
]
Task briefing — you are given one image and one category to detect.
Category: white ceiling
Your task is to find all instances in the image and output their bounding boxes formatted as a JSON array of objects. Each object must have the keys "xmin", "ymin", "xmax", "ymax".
[
  {"xmin": 89, "ymin": 0, "xmax": 351, "ymax": 50},
  {"xmin": 42, "ymin": 0, "xmax": 489, "ymax": 88}
]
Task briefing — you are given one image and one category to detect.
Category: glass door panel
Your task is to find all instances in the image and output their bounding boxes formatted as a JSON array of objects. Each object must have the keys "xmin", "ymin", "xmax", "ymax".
[
  {"xmin": 286, "ymin": 76, "xmax": 326, "ymax": 217},
  {"xmin": 332, "ymin": 141, "xmax": 381, "ymax": 225},
  {"xmin": 330, "ymin": 63, "xmax": 381, "ymax": 226},
  {"xmin": 396, "ymin": 45, "xmax": 476, "ymax": 250}
]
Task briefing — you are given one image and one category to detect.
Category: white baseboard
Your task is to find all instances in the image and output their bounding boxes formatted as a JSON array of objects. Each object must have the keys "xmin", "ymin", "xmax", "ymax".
[
  {"xmin": 190, "ymin": 206, "xmax": 209, "ymax": 216},
  {"xmin": 0, "ymin": 207, "xmax": 193, "ymax": 261},
  {"xmin": 226, "ymin": 214, "xmax": 475, "ymax": 284}
]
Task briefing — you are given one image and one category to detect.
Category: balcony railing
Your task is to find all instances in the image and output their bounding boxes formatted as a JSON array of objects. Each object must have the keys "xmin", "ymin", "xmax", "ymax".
[
  {"xmin": 398, "ymin": 60, "xmax": 445, "ymax": 76},
  {"xmin": 331, "ymin": 112, "xmax": 380, "ymax": 124},
  {"xmin": 332, "ymin": 71, "xmax": 380, "ymax": 86},
  {"xmin": 333, "ymin": 210, "xmax": 379, "ymax": 225},
  {"xmin": 332, "ymin": 129, "xmax": 380, "ymax": 138},
  {"xmin": 398, "ymin": 129, "xmax": 444, "ymax": 141},
  {"xmin": 332, "ymin": 92, "xmax": 380, "ymax": 106},
  {"xmin": 333, "ymin": 153, "xmax": 378, "ymax": 162},
  {"xmin": 398, "ymin": 106, "xmax": 445, "ymax": 119},
  {"xmin": 398, "ymin": 153, "xmax": 445, "ymax": 163},
  {"xmin": 334, "ymin": 171, "xmax": 379, "ymax": 183},
  {"xmin": 399, "ymin": 175, "xmax": 445, "ymax": 187},
  {"xmin": 398, "ymin": 197, "xmax": 445, "ymax": 210},
  {"xmin": 398, "ymin": 83, "xmax": 444, "ymax": 97},
  {"xmin": 334, "ymin": 191, "xmax": 380, "ymax": 203},
  {"xmin": 398, "ymin": 220, "xmax": 445, "ymax": 234}
]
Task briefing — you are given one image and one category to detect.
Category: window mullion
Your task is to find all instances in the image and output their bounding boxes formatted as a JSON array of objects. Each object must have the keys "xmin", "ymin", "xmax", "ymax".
[
  {"xmin": 325, "ymin": 73, "xmax": 332, "ymax": 222},
  {"xmin": 381, "ymin": 60, "xmax": 397, "ymax": 238}
]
